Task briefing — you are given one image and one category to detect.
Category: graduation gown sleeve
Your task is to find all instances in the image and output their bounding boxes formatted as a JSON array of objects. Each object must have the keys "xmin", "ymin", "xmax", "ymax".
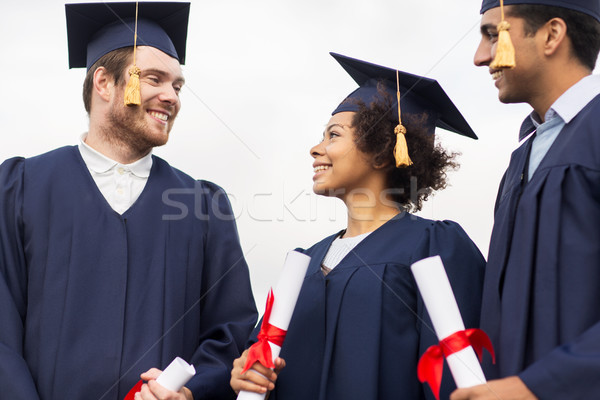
[
  {"xmin": 514, "ymin": 159, "xmax": 600, "ymax": 399},
  {"xmin": 0, "ymin": 157, "xmax": 41, "ymax": 399},
  {"xmin": 185, "ymin": 181, "xmax": 259, "ymax": 398},
  {"xmin": 411, "ymin": 220, "xmax": 486, "ymax": 400}
]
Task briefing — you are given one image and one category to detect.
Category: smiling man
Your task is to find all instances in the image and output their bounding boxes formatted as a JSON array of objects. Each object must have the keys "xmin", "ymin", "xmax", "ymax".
[
  {"xmin": 451, "ymin": 1, "xmax": 600, "ymax": 399},
  {"xmin": 0, "ymin": 3, "xmax": 257, "ymax": 400}
]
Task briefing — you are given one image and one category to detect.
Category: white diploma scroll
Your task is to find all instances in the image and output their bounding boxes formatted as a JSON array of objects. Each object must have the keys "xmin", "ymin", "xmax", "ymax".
[
  {"xmin": 411, "ymin": 255, "xmax": 486, "ymax": 388},
  {"xmin": 237, "ymin": 250, "xmax": 311, "ymax": 400},
  {"xmin": 156, "ymin": 357, "xmax": 196, "ymax": 392}
]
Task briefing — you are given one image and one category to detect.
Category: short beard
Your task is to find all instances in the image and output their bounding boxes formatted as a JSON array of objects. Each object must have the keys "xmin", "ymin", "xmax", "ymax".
[{"xmin": 103, "ymin": 98, "xmax": 169, "ymax": 159}]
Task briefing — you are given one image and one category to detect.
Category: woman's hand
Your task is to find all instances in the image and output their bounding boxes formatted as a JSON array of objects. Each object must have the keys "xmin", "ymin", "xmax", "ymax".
[{"xmin": 230, "ymin": 349, "xmax": 286, "ymax": 395}]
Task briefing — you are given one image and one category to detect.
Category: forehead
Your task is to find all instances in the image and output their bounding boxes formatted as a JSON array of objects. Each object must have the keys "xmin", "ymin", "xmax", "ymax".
[
  {"xmin": 327, "ymin": 111, "xmax": 355, "ymax": 127},
  {"xmin": 134, "ymin": 46, "xmax": 183, "ymax": 77},
  {"xmin": 480, "ymin": 6, "xmax": 503, "ymax": 26}
]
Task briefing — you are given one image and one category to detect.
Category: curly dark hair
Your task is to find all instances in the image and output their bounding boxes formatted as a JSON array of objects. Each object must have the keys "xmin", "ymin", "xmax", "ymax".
[{"xmin": 348, "ymin": 83, "xmax": 459, "ymax": 212}]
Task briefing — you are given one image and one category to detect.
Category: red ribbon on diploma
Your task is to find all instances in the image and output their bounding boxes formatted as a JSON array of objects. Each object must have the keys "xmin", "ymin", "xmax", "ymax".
[
  {"xmin": 123, "ymin": 379, "xmax": 143, "ymax": 400},
  {"xmin": 417, "ymin": 328, "xmax": 495, "ymax": 400},
  {"xmin": 242, "ymin": 289, "xmax": 287, "ymax": 373}
]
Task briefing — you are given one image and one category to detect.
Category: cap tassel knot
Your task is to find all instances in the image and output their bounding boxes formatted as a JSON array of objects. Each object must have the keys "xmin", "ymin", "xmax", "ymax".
[
  {"xmin": 394, "ymin": 70, "xmax": 412, "ymax": 167},
  {"xmin": 490, "ymin": 0, "xmax": 516, "ymax": 69},
  {"xmin": 394, "ymin": 123, "xmax": 412, "ymax": 167},
  {"xmin": 124, "ymin": 2, "xmax": 142, "ymax": 106},
  {"xmin": 124, "ymin": 66, "xmax": 142, "ymax": 106}
]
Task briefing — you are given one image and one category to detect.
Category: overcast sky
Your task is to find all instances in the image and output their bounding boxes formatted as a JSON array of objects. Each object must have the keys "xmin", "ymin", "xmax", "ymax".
[{"xmin": 1, "ymin": 0, "xmax": 538, "ymax": 306}]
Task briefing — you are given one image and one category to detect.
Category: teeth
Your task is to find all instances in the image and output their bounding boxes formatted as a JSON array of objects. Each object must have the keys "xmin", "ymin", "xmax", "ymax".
[
  {"xmin": 314, "ymin": 165, "xmax": 330, "ymax": 172},
  {"xmin": 149, "ymin": 111, "xmax": 168, "ymax": 121},
  {"xmin": 492, "ymin": 70, "xmax": 504, "ymax": 80}
]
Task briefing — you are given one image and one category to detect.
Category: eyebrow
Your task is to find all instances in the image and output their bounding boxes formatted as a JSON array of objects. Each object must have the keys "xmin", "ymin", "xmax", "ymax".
[
  {"xmin": 321, "ymin": 123, "xmax": 351, "ymax": 139},
  {"xmin": 142, "ymin": 68, "xmax": 186, "ymax": 85},
  {"xmin": 480, "ymin": 23, "xmax": 497, "ymax": 34},
  {"xmin": 325, "ymin": 123, "xmax": 347, "ymax": 132}
]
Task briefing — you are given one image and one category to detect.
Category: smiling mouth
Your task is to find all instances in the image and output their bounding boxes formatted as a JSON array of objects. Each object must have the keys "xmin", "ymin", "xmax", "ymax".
[
  {"xmin": 314, "ymin": 165, "xmax": 330, "ymax": 173},
  {"xmin": 148, "ymin": 110, "xmax": 169, "ymax": 122},
  {"xmin": 492, "ymin": 70, "xmax": 504, "ymax": 80}
]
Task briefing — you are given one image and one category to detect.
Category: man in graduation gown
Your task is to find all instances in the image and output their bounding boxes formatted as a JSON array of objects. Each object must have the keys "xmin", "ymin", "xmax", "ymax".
[
  {"xmin": 451, "ymin": 1, "xmax": 600, "ymax": 399},
  {"xmin": 0, "ymin": 3, "xmax": 257, "ymax": 400}
]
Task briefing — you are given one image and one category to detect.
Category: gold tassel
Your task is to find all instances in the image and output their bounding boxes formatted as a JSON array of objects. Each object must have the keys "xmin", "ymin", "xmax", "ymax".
[
  {"xmin": 490, "ymin": 0, "xmax": 515, "ymax": 69},
  {"xmin": 490, "ymin": 21, "xmax": 516, "ymax": 69},
  {"xmin": 124, "ymin": 66, "xmax": 142, "ymax": 106},
  {"xmin": 393, "ymin": 124, "xmax": 412, "ymax": 167},
  {"xmin": 124, "ymin": 2, "xmax": 141, "ymax": 106},
  {"xmin": 394, "ymin": 70, "xmax": 412, "ymax": 167}
]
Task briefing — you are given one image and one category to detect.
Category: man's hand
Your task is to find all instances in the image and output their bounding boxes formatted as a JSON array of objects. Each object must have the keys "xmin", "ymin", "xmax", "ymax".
[
  {"xmin": 230, "ymin": 349, "xmax": 286, "ymax": 395},
  {"xmin": 134, "ymin": 368, "xmax": 193, "ymax": 400},
  {"xmin": 450, "ymin": 376, "xmax": 538, "ymax": 400}
]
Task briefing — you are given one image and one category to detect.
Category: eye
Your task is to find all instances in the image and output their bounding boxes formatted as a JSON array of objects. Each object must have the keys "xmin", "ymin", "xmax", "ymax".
[
  {"xmin": 486, "ymin": 29, "xmax": 498, "ymax": 42},
  {"xmin": 146, "ymin": 75, "xmax": 160, "ymax": 85},
  {"xmin": 329, "ymin": 131, "xmax": 340, "ymax": 139}
]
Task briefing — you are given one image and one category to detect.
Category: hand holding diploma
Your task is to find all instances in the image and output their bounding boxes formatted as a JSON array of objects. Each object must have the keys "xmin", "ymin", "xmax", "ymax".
[
  {"xmin": 233, "ymin": 250, "xmax": 311, "ymax": 400},
  {"xmin": 411, "ymin": 256, "xmax": 495, "ymax": 400},
  {"xmin": 449, "ymin": 376, "xmax": 538, "ymax": 400},
  {"xmin": 231, "ymin": 348, "xmax": 286, "ymax": 395},
  {"xmin": 125, "ymin": 357, "xmax": 195, "ymax": 400}
]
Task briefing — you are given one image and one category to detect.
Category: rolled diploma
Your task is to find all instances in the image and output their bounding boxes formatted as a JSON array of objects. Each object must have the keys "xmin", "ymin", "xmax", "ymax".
[
  {"xmin": 237, "ymin": 250, "xmax": 311, "ymax": 400},
  {"xmin": 156, "ymin": 357, "xmax": 196, "ymax": 392},
  {"xmin": 411, "ymin": 255, "xmax": 486, "ymax": 388}
]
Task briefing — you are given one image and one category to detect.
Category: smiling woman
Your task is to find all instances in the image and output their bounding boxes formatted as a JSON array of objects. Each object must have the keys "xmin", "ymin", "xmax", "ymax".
[
  {"xmin": 318, "ymin": 86, "xmax": 459, "ymax": 213},
  {"xmin": 230, "ymin": 54, "xmax": 486, "ymax": 400}
]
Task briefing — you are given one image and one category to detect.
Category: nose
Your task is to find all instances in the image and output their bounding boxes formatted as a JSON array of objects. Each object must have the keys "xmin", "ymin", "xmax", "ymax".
[
  {"xmin": 310, "ymin": 140, "xmax": 325, "ymax": 158},
  {"xmin": 474, "ymin": 37, "xmax": 493, "ymax": 67},
  {"xmin": 158, "ymin": 84, "xmax": 180, "ymax": 105}
]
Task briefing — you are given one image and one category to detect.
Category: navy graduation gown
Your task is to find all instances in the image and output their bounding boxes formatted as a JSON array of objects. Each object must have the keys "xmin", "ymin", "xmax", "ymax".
[
  {"xmin": 481, "ymin": 94, "xmax": 600, "ymax": 398},
  {"xmin": 0, "ymin": 146, "xmax": 258, "ymax": 400},
  {"xmin": 259, "ymin": 214, "xmax": 485, "ymax": 400}
]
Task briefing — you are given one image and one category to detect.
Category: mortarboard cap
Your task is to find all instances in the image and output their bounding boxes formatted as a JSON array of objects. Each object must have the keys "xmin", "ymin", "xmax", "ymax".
[
  {"xmin": 331, "ymin": 52, "xmax": 477, "ymax": 140},
  {"xmin": 66, "ymin": 2, "xmax": 190, "ymax": 70},
  {"xmin": 480, "ymin": 0, "xmax": 600, "ymax": 21}
]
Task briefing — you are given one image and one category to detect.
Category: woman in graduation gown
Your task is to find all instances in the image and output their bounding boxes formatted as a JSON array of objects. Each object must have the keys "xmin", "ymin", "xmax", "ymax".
[{"xmin": 231, "ymin": 53, "xmax": 486, "ymax": 400}]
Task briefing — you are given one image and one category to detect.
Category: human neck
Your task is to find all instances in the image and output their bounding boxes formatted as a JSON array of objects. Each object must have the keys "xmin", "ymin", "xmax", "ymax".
[
  {"xmin": 530, "ymin": 64, "xmax": 590, "ymax": 121},
  {"xmin": 86, "ymin": 125, "xmax": 150, "ymax": 164},
  {"xmin": 343, "ymin": 197, "xmax": 400, "ymax": 238}
]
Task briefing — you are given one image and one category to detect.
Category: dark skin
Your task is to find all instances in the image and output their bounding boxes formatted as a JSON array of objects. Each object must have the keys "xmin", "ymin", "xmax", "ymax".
[{"xmin": 230, "ymin": 349, "xmax": 286, "ymax": 395}]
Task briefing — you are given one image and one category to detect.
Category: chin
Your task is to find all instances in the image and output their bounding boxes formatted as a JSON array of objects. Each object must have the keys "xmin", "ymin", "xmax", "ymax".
[
  {"xmin": 497, "ymin": 87, "xmax": 523, "ymax": 105},
  {"xmin": 498, "ymin": 93, "xmax": 515, "ymax": 105},
  {"xmin": 147, "ymin": 131, "xmax": 170, "ymax": 147},
  {"xmin": 312, "ymin": 184, "xmax": 329, "ymax": 196}
]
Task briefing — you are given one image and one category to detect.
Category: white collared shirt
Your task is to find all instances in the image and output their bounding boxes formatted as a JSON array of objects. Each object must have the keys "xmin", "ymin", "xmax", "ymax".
[
  {"xmin": 78, "ymin": 134, "xmax": 153, "ymax": 214},
  {"xmin": 528, "ymin": 74, "xmax": 600, "ymax": 180}
]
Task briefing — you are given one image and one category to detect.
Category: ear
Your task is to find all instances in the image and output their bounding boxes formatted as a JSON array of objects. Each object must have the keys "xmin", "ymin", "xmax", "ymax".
[
  {"xmin": 373, "ymin": 159, "xmax": 391, "ymax": 170},
  {"xmin": 542, "ymin": 17, "xmax": 568, "ymax": 57},
  {"xmin": 93, "ymin": 67, "xmax": 114, "ymax": 103}
]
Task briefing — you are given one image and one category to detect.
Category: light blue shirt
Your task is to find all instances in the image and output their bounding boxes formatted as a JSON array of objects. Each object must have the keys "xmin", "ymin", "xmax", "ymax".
[{"xmin": 526, "ymin": 74, "xmax": 600, "ymax": 180}]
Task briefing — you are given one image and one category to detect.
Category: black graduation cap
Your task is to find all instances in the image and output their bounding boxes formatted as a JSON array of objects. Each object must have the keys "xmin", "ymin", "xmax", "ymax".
[
  {"xmin": 481, "ymin": 0, "xmax": 600, "ymax": 21},
  {"xmin": 66, "ymin": 2, "xmax": 190, "ymax": 70},
  {"xmin": 331, "ymin": 52, "xmax": 477, "ymax": 140}
]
